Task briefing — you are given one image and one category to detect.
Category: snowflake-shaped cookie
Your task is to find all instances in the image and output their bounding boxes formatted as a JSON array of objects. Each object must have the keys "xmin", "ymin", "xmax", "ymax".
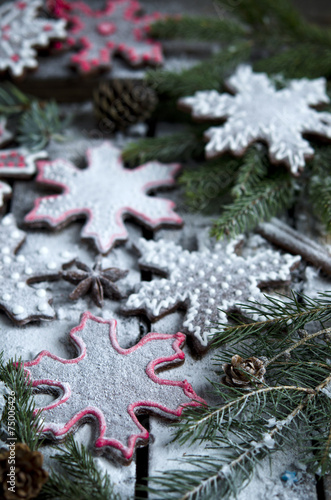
[
  {"xmin": 0, "ymin": 149, "xmax": 46, "ymax": 210},
  {"xmin": 24, "ymin": 312, "xmax": 204, "ymax": 460},
  {"xmin": 0, "ymin": 118, "xmax": 13, "ymax": 147},
  {"xmin": 0, "ymin": 214, "xmax": 75, "ymax": 325},
  {"xmin": 51, "ymin": 0, "xmax": 162, "ymax": 74},
  {"xmin": 25, "ymin": 141, "xmax": 182, "ymax": 254},
  {"xmin": 178, "ymin": 65, "xmax": 331, "ymax": 175},
  {"xmin": 0, "ymin": 0, "xmax": 67, "ymax": 77},
  {"xmin": 123, "ymin": 238, "xmax": 300, "ymax": 352}
]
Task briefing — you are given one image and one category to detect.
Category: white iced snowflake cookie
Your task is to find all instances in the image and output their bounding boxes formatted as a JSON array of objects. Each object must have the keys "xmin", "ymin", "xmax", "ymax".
[
  {"xmin": 0, "ymin": 0, "xmax": 67, "ymax": 77},
  {"xmin": 0, "ymin": 214, "xmax": 75, "ymax": 325},
  {"xmin": 179, "ymin": 65, "xmax": 331, "ymax": 175},
  {"xmin": 123, "ymin": 238, "xmax": 301, "ymax": 353}
]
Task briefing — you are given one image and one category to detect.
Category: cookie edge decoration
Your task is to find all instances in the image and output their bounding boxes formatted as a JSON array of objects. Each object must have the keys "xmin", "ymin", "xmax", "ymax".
[{"xmin": 23, "ymin": 312, "xmax": 205, "ymax": 460}]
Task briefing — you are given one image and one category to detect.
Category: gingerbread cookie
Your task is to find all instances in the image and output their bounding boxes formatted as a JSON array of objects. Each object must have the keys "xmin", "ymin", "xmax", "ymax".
[
  {"xmin": 178, "ymin": 65, "xmax": 331, "ymax": 175},
  {"xmin": 0, "ymin": 118, "xmax": 13, "ymax": 147},
  {"xmin": 0, "ymin": 149, "xmax": 46, "ymax": 211},
  {"xmin": 0, "ymin": 214, "xmax": 75, "ymax": 325},
  {"xmin": 122, "ymin": 238, "xmax": 300, "ymax": 353},
  {"xmin": 51, "ymin": 0, "xmax": 163, "ymax": 75},
  {"xmin": 23, "ymin": 312, "xmax": 205, "ymax": 461},
  {"xmin": 0, "ymin": 0, "xmax": 67, "ymax": 78},
  {"xmin": 25, "ymin": 141, "xmax": 182, "ymax": 254}
]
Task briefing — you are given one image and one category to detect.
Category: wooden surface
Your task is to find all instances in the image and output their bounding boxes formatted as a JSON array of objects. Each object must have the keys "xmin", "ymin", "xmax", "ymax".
[{"xmin": 0, "ymin": 1, "xmax": 330, "ymax": 499}]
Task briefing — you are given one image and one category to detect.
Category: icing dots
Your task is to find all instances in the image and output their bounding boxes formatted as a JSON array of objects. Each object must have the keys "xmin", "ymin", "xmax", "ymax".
[{"xmin": 123, "ymin": 238, "xmax": 301, "ymax": 352}]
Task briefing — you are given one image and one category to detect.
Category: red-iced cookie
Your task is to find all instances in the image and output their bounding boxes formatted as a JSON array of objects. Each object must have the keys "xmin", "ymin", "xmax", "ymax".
[
  {"xmin": 51, "ymin": 0, "xmax": 163, "ymax": 74},
  {"xmin": 0, "ymin": 0, "xmax": 67, "ymax": 78},
  {"xmin": 23, "ymin": 312, "xmax": 205, "ymax": 461},
  {"xmin": 25, "ymin": 141, "xmax": 182, "ymax": 254}
]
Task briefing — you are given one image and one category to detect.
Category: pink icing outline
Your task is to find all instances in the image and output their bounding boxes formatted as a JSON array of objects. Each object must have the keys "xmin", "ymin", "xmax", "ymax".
[
  {"xmin": 51, "ymin": 0, "xmax": 163, "ymax": 72},
  {"xmin": 24, "ymin": 312, "xmax": 205, "ymax": 460},
  {"xmin": 24, "ymin": 142, "xmax": 183, "ymax": 254}
]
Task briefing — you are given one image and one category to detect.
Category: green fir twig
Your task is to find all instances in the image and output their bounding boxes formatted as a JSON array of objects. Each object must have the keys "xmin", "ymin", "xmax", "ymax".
[
  {"xmin": 39, "ymin": 436, "xmax": 120, "ymax": 500},
  {"xmin": 210, "ymin": 173, "xmax": 295, "ymax": 238},
  {"xmin": 0, "ymin": 354, "xmax": 44, "ymax": 451},
  {"xmin": 149, "ymin": 16, "xmax": 246, "ymax": 42},
  {"xmin": 143, "ymin": 292, "xmax": 331, "ymax": 499}
]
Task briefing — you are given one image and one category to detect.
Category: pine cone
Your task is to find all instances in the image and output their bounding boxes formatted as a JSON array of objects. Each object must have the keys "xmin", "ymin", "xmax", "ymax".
[
  {"xmin": 222, "ymin": 355, "xmax": 266, "ymax": 388},
  {"xmin": 93, "ymin": 79, "xmax": 158, "ymax": 132},
  {"xmin": 0, "ymin": 443, "xmax": 48, "ymax": 499}
]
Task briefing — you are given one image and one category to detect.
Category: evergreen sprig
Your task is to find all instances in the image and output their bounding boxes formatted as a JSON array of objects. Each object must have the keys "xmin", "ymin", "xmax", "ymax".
[
  {"xmin": 134, "ymin": 0, "xmax": 331, "ymax": 233},
  {"xmin": 39, "ymin": 436, "xmax": 119, "ymax": 500},
  {"xmin": 17, "ymin": 100, "xmax": 69, "ymax": 151},
  {"xmin": 0, "ymin": 83, "xmax": 31, "ymax": 114},
  {"xmin": 210, "ymin": 173, "xmax": 295, "ymax": 238},
  {"xmin": 122, "ymin": 128, "xmax": 205, "ymax": 166},
  {"xmin": 149, "ymin": 15, "xmax": 247, "ymax": 42},
  {"xmin": 0, "ymin": 83, "xmax": 70, "ymax": 151},
  {"xmin": 144, "ymin": 292, "xmax": 331, "ymax": 499},
  {"xmin": 145, "ymin": 42, "xmax": 251, "ymax": 98},
  {"xmin": 0, "ymin": 354, "xmax": 44, "ymax": 451}
]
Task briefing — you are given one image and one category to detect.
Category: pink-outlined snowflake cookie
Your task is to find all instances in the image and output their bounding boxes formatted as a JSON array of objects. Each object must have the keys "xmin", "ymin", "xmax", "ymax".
[
  {"xmin": 0, "ymin": 0, "xmax": 67, "ymax": 78},
  {"xmin": 50, "ymin": 0, "xmax": 163, "ymax": 74},
  {"xmin": 25, "ymin": 141, "xmax": 182, "ymax": 254},
  {"xmin": 24, "ymin": 312, "xmax": 205, "ymax": 460}
]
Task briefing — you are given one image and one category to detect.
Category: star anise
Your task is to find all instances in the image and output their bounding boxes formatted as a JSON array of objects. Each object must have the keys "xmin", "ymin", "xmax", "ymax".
[{"xmin": 61, "ymin": 258, "xmax": 128, "ymax": 307}]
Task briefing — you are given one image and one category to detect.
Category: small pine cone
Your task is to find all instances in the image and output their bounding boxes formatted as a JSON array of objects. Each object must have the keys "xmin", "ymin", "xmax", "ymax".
[
  {"xmin": 222, "ymin": 355, "xmax": 266, "ymax": 388},
  {"xmin": 93, "ymin": 79, "xmax": 158, "ymax": 132},
  {"xmin": 0, "ymin": 443, "xmax": 48, "ymax": 500}
]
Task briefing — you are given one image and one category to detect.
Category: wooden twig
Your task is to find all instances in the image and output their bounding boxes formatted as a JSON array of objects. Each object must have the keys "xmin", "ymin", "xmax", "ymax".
[{"xmin": 257, "ymin": 218, "xmax": 331, "ymax": 276}]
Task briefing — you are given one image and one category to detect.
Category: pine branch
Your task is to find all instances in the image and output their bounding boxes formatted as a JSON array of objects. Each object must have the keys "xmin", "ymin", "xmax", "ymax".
[
  {"xmin": 310, "ymin": 175, "xmax": 331, "ymax": 232},
  {"xmin": 149, "ymin": 16, "xmax": 246, "ymax": 42},
  {"xmin": 231, "ymin": 146, "xmax": 269, "ymax": 198},
  {"xmin": 39, "ymin": 436, "xmax": 119, "ymax": 500},
  {"xmin": 212, "ymin": 291, "xmax": 331, "ymax": 347},
  {"xmin": 122, "ymin": 128, "xmax": 205, "ymax": 166},
  {"xmin": 179, "ymin": 157, "xmax": 240, "ymax": 213},
  {"xmin": 210, "ymin": 173, "xmax": 295, "ymax": 239},
  {"xmin": 255, "ymin": 44, "xmax": 331, "ymax": 79},
  {"xmin": 144, "ymin": 297, "xmax": 331, "ymax": 499},
  {"xmin": 0, "ymin": 83, "xmax": 31, "ymax": 114},
  {"xmin": 18, "ymin": 100, "xmax": 70, "ymax": 151},
  {"xmin": 145, "ymin": 42, "xmax": 251, "ymax": 98},
  {"xmin": 0, "ymin": 355, "xmax": 44, "ymax": 451},
  {"xmin": 214, "ymin": 0, "xmax": 305, "ymax": 37}
]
